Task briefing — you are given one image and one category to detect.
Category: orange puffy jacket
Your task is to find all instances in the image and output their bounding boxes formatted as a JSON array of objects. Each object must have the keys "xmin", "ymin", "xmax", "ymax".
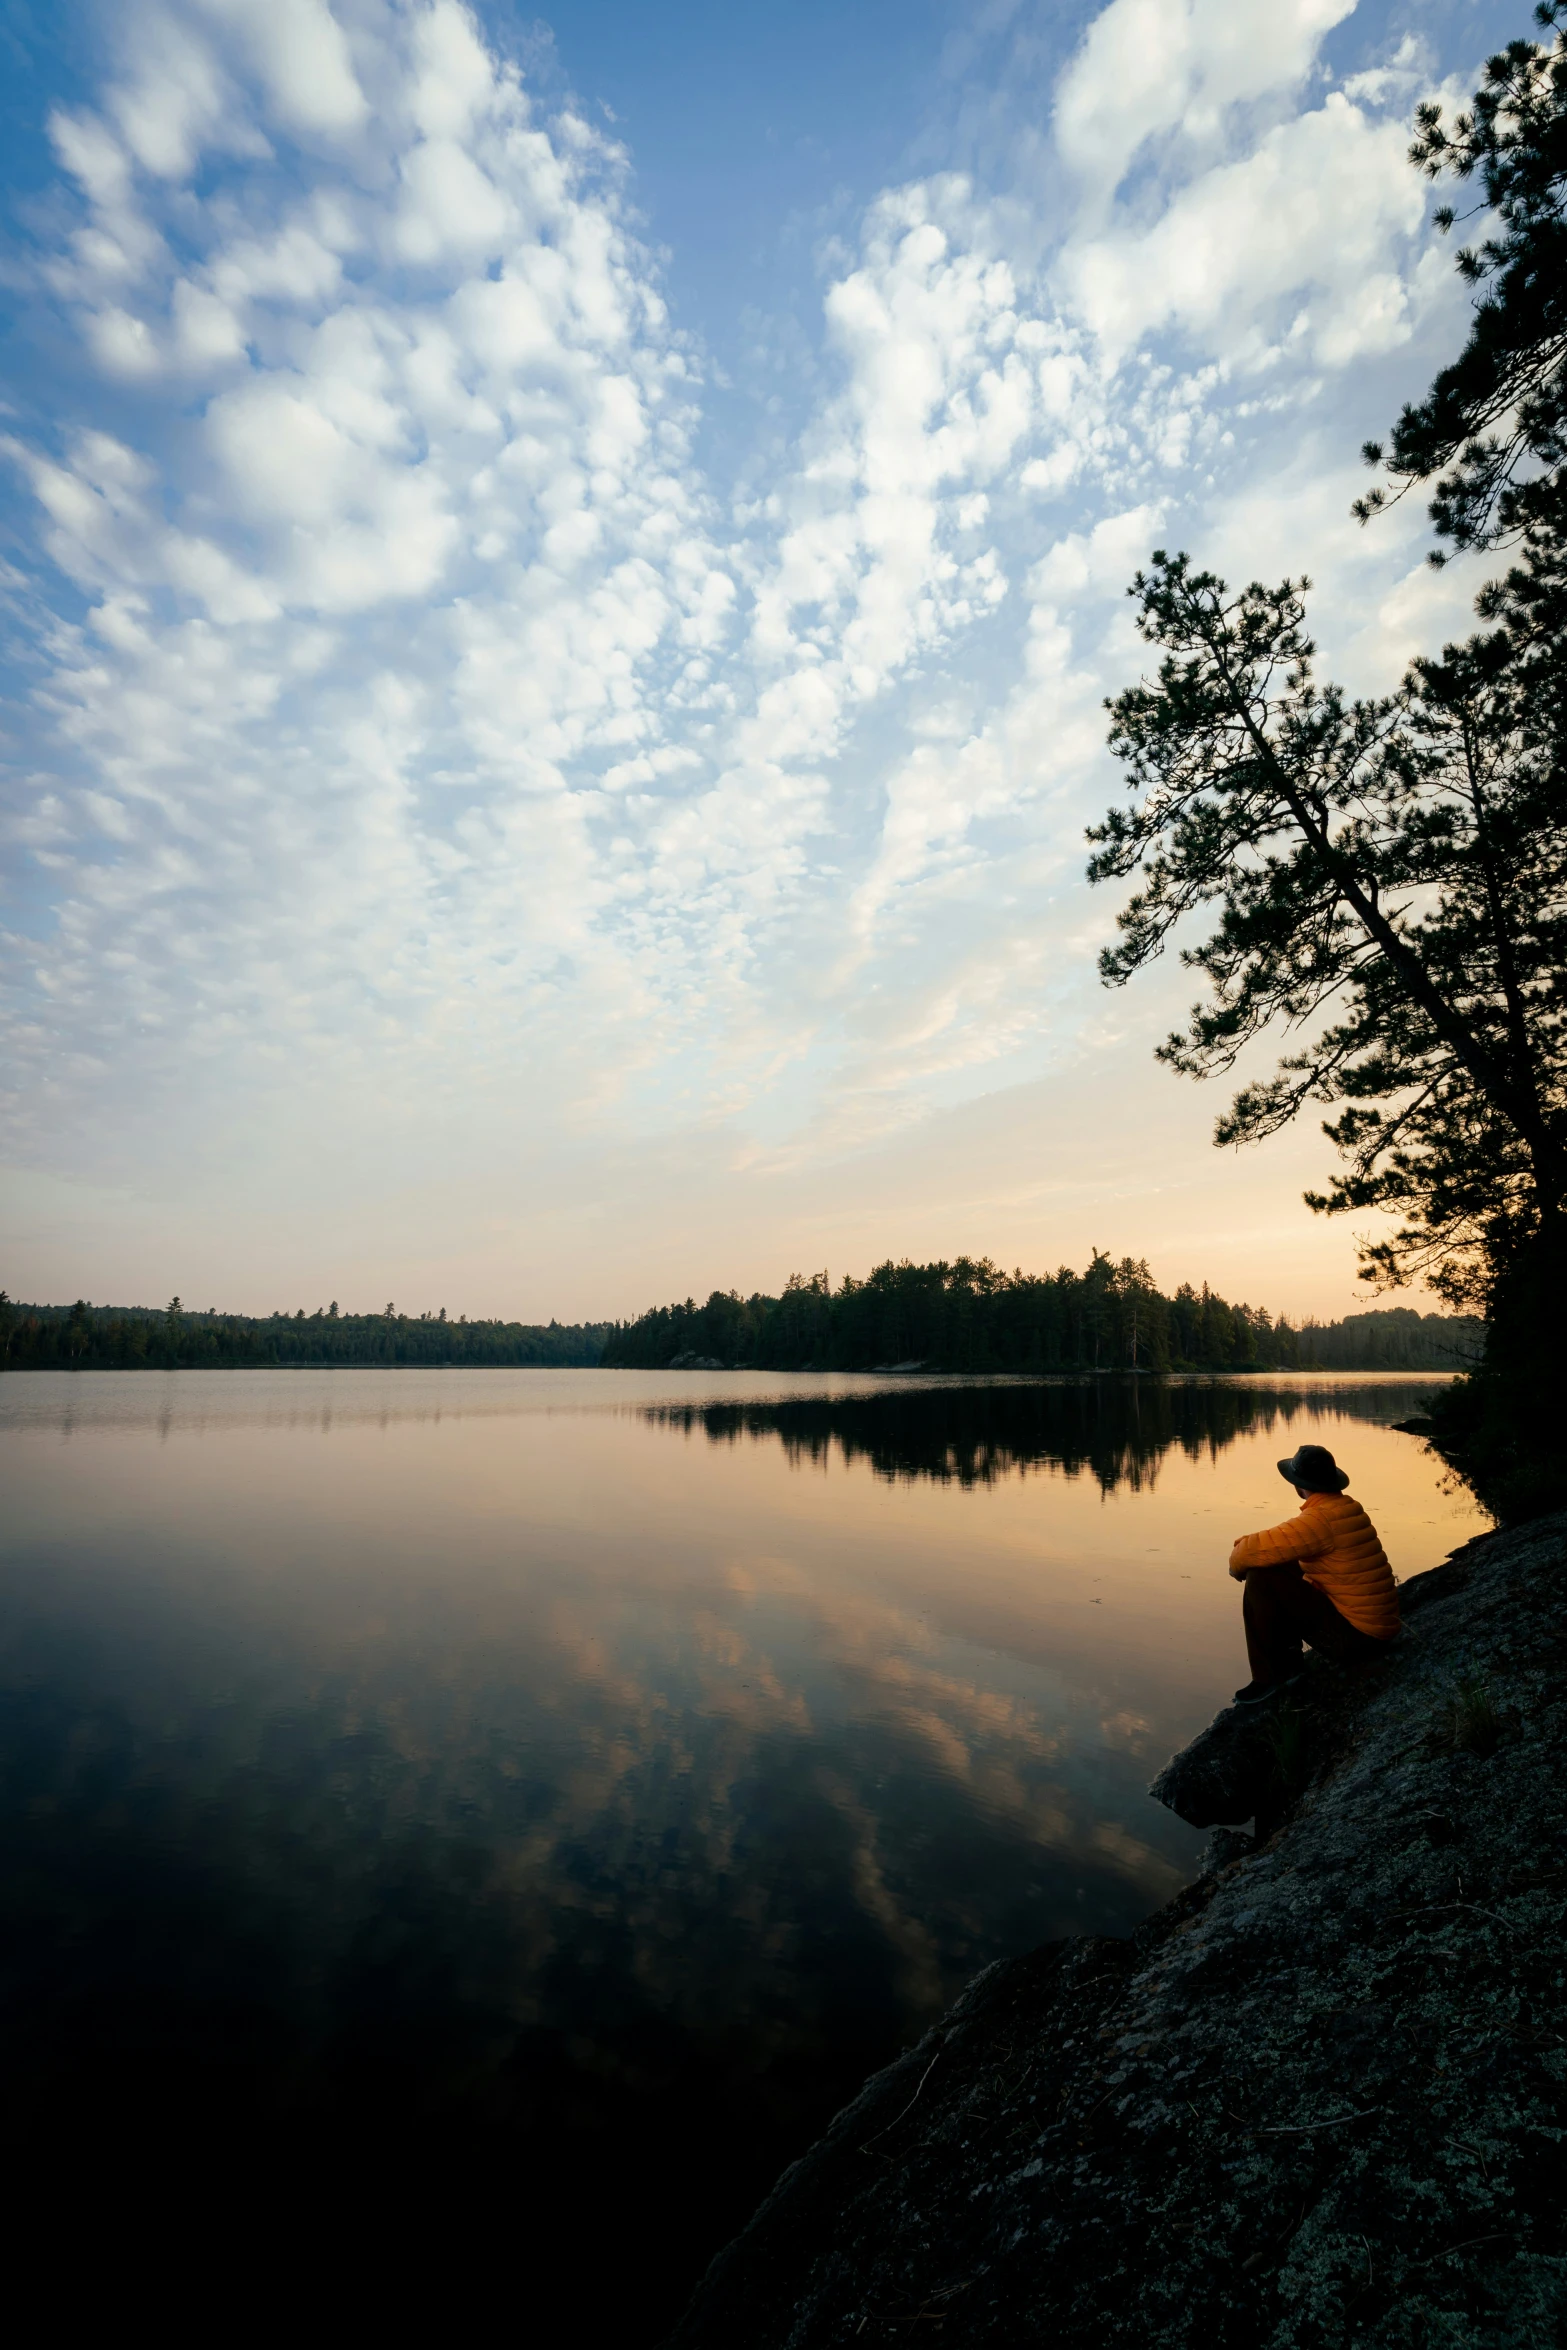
[{"xmin": 1228, "ymin": 1490, "xmax": 1400, "ymax": 1640}]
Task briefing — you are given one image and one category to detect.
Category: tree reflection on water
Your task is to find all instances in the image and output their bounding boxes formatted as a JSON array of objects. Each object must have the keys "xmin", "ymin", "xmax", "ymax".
[
  {"xmin": 0, "ymin": 1370, "xmax": 1464, "ymax": 2334},
  {"xmin": 645, "ymin": 1375, "xmax": 1441, "ymax": 1492}
]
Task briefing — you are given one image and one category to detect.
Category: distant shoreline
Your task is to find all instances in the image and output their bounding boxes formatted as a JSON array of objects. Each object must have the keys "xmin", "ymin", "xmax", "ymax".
[
  {"xmin": 0, "ymin": 1362, "xmax": 1464, "ymax": 1379},
  {"xmin": 3, "ymin": 1277, "xmax": 1482, "ymax": 1381}
]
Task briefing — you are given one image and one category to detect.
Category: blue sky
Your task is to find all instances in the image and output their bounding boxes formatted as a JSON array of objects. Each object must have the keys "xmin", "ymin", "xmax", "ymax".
[{"xmin": 0, "ymin": 0, "xmax": 1527, "ymax": 1318}]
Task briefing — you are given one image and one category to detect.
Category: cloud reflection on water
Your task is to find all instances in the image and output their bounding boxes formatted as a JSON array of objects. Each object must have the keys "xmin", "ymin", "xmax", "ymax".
[{"xmin": 0, "ymin": 1368, "xmax": 1482, "ymax": 2328}]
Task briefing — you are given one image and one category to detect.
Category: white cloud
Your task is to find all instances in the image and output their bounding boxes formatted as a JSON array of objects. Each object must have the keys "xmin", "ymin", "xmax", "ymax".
[
  {"xmin": 0, "ymin": 0, "xmax": 1491, "ymax": 1304},
  {"xmin": 753, "ymin": 181, "xmax": 1032, "ymax": 684},
  {"xmin": 1062, "ymin": 92, "xmax": 1430, "ymax": 368},
  {"xmin": 103, "ymin": 7, "xmax": 236, "ymax": 180},
  {"xmin": 196, "ymin": 0, "xmax": 368, "ymax": 136},
  {"xmin": 5, "ymin": 1, "xmax": 737, "ymax": 1153},
  {"xmin": 1054, "ymin": 0, "xmax": 1356, "ymax": 193}
]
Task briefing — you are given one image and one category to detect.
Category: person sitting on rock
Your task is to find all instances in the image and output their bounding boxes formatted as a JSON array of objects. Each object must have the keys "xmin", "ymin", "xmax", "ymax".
[{"xmin": 1227, "ymin": 1443, "xmax": 1401, "ymax": 1707}]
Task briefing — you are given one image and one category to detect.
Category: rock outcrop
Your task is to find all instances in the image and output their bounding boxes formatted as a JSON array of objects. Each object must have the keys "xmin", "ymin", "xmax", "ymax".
[
  {"xmin": 1148, "ymin": 1639, "xmax": 1397, "ymax": 1833},
  {"xmin": 666, "ymin": 1514, "xmax": 1567, "ymax": 2348}
]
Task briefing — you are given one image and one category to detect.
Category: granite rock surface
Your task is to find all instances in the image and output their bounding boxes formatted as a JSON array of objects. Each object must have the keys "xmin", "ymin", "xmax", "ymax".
[{"xmin": 666, "ymin": 1514, "xmax": 1567, "ymax": 2348}]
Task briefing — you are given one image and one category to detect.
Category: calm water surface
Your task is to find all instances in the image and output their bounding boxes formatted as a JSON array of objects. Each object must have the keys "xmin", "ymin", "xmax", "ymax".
[{"xmin": 0, "ymin": 1369, "xmax": 1484, "ymax": 2330}]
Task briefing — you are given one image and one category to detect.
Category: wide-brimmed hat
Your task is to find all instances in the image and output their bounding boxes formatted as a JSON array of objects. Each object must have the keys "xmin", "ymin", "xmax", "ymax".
[{"xmin": 1278, "ymin": 1444, "xmax": 1350, "ymax": 1493}]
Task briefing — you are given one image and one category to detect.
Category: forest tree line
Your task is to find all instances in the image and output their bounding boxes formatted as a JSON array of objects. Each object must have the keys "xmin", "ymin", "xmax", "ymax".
[
  {"xmin": 599, "ymin": 1255, "xmax": 1481, "ymax": 1375},
  {"xmin": 0, "ymin": 1295, "xmax": 610, "ymax": 1371},
  {"xmin": 1, "ymin": 1261, "xmax": 1479, "ymax": 1375}
]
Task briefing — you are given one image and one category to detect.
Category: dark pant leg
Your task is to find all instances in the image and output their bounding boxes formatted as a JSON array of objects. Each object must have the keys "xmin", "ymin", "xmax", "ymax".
[
  {"xmin": 1242, "ymin": 1564, "xmax": 1308, "ymax": 1685},
  {"xmin": 1241, "ymin": 1564, "xmax": 1386, "ymax": 1685}
]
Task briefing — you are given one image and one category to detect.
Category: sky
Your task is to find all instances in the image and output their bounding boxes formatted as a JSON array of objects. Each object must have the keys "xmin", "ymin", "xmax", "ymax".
[{"xmin": 0, "ymin": 0, "xmax": 1526, "ymax": 1322}]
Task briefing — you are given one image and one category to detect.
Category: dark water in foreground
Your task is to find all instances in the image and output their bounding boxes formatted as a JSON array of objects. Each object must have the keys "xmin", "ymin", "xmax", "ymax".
[{"xmin": 0, "ymin": 1371, "xmax": 1482, "ymax": 2329}]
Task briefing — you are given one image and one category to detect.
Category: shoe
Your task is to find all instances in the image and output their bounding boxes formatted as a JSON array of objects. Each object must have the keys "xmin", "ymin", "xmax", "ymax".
[{"xmin": 1232, "ymin": 1672, "xmax": 1303, "ymax": 1707}]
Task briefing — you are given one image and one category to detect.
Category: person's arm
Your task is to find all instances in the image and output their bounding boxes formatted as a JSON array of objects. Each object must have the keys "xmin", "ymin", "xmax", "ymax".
[{"xmin": 1228, "ymin": 1508, "xmax": 1320, "ymax": 1580}]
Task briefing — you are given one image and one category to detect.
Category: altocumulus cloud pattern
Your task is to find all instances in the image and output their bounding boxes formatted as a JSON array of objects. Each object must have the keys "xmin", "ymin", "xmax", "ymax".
[{"xmin": 0, "ymin": 0, "xmax": 1496, "ymax": 1240}]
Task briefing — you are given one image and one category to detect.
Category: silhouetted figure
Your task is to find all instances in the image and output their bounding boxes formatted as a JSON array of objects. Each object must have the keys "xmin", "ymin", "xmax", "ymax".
[{"xmin": 1227, "ymin": 1444, "xmax": 1400, "ymax": 1705}]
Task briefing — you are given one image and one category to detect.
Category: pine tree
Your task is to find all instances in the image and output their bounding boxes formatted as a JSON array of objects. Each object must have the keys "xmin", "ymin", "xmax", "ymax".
[{"xmin": 1091, "ymin": 9, "xmax": 1567, "ymax": 1514}]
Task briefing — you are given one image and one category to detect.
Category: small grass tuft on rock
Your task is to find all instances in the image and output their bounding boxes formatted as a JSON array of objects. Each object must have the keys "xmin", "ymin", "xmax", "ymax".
[
  {"xmin": 1447, "ymin": 1677, "xmax": 1502, "ymax": 1757},
  {"xmin": 1262, "ymin": 1699, "xmax": 1312, "ymax": 1796}
]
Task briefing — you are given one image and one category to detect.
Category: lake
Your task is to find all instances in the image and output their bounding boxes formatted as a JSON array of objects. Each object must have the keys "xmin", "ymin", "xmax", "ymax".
[{"xmin": 0, "ymin": 1369, "xmax": 1483, "ymax": 2331}]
